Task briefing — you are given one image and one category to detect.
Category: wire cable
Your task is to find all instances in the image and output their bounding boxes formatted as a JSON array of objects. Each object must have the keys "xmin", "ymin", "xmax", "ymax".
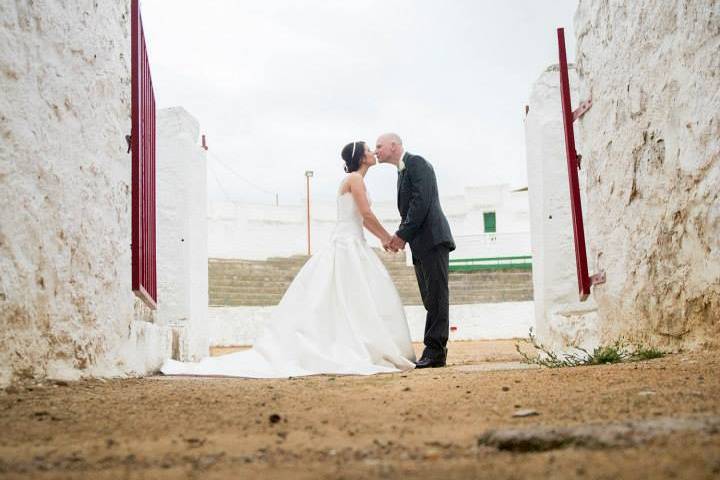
[{"xmin": 208, "ymin": 150, "xmax": 276, "ymax": 196}]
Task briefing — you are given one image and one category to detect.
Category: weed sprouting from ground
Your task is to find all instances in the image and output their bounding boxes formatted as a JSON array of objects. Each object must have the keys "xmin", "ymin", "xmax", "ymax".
[
  {"xmin": 630, "ymin": 346, "xmax": 666, "ymax": 361},
  {"xmin": 587, "ymin": 343, "xmax": 628, "ymax": 365},
  {"xmin": 515, "ymin": 328, "xmax": 666, "ymax": 368}
]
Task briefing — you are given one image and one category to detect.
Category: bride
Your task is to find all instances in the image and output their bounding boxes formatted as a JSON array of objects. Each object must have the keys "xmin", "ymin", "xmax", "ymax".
[{"xmin": 161, "ymin": 140, "xmax": 416, "ymax": 378}]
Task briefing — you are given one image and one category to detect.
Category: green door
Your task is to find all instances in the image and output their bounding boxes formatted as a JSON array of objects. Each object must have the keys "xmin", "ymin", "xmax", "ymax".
[{"xmin": 483, "ymin": 212, "xmax": 496, "ymax": 233}]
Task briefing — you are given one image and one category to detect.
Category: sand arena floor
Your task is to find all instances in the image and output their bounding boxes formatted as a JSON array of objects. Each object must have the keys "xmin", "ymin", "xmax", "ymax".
[{"xmin": 1, "ymin": 340, "xmax": 719, "ymax": 479}]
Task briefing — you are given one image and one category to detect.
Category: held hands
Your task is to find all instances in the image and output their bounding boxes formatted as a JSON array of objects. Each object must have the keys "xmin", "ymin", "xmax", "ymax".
[
  {"xmin": 383, "ymin": 234, "xmax": 406, "ymax": 253},
  {"xmin": 390, "ymin": 235, "xmax": 406, "ymax": 252}
]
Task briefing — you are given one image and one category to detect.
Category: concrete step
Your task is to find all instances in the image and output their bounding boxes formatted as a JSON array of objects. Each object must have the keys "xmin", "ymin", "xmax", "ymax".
[
  {"xmin": 210, "ymin": 280, "xmax": 530, "ymax": 289},
  {"xmin": 210, "ymin": 289, "xmax": 533, "ymax": 302},
  {"xmin": 210, "ymin": 291, "xmax": 531, "ymax": 299},
  {"xmin": 208, "ymin": 253, "xmax": 534, "ymax": 307},
  {"xmin": 210, "ymin": 274, "xmax": 530, "ymax": 283},
  {"xmin": 211, "ymin": 283, "xmax": 533, "ymax": 292},
  {"xmin": 210, "ymin": 294, "xmax": 532, "ymax": 307}
]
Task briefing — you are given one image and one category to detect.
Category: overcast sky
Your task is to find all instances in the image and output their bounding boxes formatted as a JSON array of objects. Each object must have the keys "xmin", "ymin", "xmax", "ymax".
[{"xmin": 141, "ymin": 0, "xmax": 577, "ymax": 205}]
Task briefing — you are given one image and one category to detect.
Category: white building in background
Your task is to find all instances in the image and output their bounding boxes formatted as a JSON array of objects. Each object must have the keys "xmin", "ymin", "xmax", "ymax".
[
  {"xmin": 446, "ymin": 185, "xmax": 532, "ymax": 265},
  {"xmin": 208, "ymin": 184, "xmax": 531, "ymax": 262}
]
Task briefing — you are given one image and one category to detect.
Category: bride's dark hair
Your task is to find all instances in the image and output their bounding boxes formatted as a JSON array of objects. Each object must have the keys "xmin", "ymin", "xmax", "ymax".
[{"xmin": 341, "ymin": 141, "xmax": 365, "ymax": 173}]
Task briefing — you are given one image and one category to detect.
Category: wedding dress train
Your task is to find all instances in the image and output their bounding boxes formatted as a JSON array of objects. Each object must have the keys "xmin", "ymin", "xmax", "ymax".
[{"xmin": 161, "ymin": 190, "xmax": 416, "ymax": 378}]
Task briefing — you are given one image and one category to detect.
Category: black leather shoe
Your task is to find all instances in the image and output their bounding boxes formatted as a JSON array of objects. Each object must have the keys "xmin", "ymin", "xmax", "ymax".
[
  {"xmin": 416, "ymin": 347, "xmax": 447, "ymax": 362},
  {"xmin": 415, "ymin": 347, "xmax": 448, "ymax": 369},
  {"xmin": 415, "ymin": 356, "xmax": 446, "ymax": 369}
]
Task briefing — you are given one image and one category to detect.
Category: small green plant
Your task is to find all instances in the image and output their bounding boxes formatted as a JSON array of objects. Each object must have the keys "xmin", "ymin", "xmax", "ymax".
[
  {"xmin": 515, "ymin": 328, "xmax": 665, "ymax": 368},
  {"xmin": 582, "ymin": 342, "xmax": 630, "ymax": 365},
  {"xmin": 630, "ymin": 345, "xmax": 665, "ymax": 361}
]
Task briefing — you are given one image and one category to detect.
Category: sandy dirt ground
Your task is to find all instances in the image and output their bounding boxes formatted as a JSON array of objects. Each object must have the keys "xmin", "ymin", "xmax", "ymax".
[{"xmin": 1, "ymin": 340, "xmax": 719, "ymax": 479}]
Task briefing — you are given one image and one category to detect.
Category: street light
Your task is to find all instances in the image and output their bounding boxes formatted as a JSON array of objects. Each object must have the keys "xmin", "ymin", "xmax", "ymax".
[{"xmin": 305, "ymin": 170, "xmax": 313, "ymax": 255}]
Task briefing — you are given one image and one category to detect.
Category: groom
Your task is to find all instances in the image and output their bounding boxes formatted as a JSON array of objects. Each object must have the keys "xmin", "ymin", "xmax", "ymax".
[{"xmin": 375, "ymin": 133, "xmax": 455, "ymax": 368}]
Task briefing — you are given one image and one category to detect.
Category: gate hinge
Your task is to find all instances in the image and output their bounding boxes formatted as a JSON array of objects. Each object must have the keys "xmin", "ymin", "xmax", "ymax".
[
  {"xmin": 125, "ymin": 134, "xmax": 132, "ymax": 154},
  {"xmin": 590, "ymin": 271, "xmax": 606, "ymax": 286},
  {"xmin": 573, "ymin": 98, "xmax": 591, "ymax": 169},
  {"xmin": 573, "ymin": 98, "xmax": 592, "ymax": 121}
]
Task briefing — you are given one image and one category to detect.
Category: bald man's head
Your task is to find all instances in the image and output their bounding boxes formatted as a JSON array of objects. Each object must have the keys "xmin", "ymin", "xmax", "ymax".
[
  {"xmin": 375, "ymin": 133, "xmax": 404, "ymax": 165},
  {"xmin": 379, "ymin": 133, "xmax": 402, "ymax": 145}
]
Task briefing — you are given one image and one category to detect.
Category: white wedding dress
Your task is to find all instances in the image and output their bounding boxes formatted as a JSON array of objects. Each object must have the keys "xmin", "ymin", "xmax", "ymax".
[{"xmin": 161, "ymin": 187, "xmax": 416, "ymax": 378}]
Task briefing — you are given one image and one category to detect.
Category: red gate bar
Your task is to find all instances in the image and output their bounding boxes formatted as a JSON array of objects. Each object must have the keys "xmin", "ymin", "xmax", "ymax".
[
  {"xmin": 557, "ymin": 27, "xmax": 592, "ymax": 301},
  {"xmin": 131, "ymin": 0, "xmax": 157, "ymax": 309}
]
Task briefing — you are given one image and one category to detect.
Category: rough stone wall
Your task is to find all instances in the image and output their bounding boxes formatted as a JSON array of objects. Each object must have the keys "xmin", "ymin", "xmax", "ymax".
[
  {"xmin": 525, "ymin": 65, "xmax": 601, "ymax": 351},
  {"xmin": 156, "ymin": 107, "xmax": 209, "ymax": 361},
  {"xmin": 574, "ymin": 0, "xmax": 720, "ymax": 348},
  {"xmin": 0, "ymin": 1, "xmax": 170, "ymax": 385}
]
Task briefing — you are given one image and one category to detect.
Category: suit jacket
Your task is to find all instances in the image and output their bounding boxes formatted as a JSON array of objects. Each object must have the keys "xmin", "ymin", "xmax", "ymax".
[{"xmin": 396, "ymin": 152, "xmax": 455, "ymax": 263}]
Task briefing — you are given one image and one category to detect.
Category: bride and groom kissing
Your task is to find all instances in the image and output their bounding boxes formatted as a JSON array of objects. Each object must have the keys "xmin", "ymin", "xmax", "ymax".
[{"xmin": 162, "ymin": 133, "xmax": 455, "ymax": 378}]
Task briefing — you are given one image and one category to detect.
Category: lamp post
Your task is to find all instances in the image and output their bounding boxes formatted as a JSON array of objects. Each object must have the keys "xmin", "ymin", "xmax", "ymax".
[{"xmin": 305, "ymin": 170, "xmax": 313, "ymax": 255}]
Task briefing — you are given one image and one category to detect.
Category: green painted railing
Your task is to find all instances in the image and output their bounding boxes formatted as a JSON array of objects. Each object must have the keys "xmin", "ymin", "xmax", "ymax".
[{"xmin": 448, "ymin": 255, "xmax": 532, "ymax": 272}]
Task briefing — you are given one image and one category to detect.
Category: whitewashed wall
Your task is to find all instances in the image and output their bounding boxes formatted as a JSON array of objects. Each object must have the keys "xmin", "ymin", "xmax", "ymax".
[
  {"xmin": 0, "ymin": 2, "xmax": 172, "ymax": 386},
  {"xmin": 208, "ymin": 184, "xmax": 531, "ymax": 261},
  {"xmin": 156, "ymin": 107, "xmax": 209, "ymax": 361},
  {"xmin": 525, "ymin": 64, "xmax": 600, "ymax": 351},
  {"xmin": 574, "ymin": 0, "xmax": 720, "ymax": 348}
]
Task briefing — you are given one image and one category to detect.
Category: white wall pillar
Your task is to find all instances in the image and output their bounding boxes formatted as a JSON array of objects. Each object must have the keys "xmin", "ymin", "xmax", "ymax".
[
  {"xmin": 524, "ymin": 65, "xmax": 599, "ymax": 351},
  {"xmin": 157, "ymin": 107, "xmax": 209, "ymax": 361}
]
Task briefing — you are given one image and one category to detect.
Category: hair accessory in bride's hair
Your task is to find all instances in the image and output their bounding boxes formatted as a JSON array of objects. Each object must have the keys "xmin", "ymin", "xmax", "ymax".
[{"xmin": 350, "ymin": 142, "xmax": 356, "ymax": 160}]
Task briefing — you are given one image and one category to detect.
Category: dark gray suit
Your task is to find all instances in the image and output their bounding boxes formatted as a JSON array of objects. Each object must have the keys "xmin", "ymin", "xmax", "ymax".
[{"xmin": 396, "ymin": 152, "xmax": 455, "ymax": 356}]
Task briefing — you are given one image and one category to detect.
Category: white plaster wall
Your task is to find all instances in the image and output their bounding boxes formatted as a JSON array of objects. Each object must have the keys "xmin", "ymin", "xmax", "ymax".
[
  {"xmin": 187, "ymin": 121, "xmax": 210, "ymax": 361},
  {"xmin": 208, "ymin": 200, "xmax": 359, "ymax": 260},
  {"xmin": 156, "ymin": 107, "xmax": 209, "ymax": 361},
  {"xmin": 574, "ymin": 0, "xmax": 720, "ymax": 348},
  {"xmin": 207, "ymin": 302, "xmax": 535, "ymax": 346},
  {"xmin": 208, "ymin": 185, "xmax": 531, "ymax": 261},
  {"xmin": 524, "ymin": 64, "xmax": 600, "ymax": 351},
  {"xmin": 0, "ymin": 2, "xmax": 171, "ymax": 386},
  {"xmin": 451, "ymin": 232, "xmax": 531, "ymax": 261},
  {"xmin": 463, "ymin": 185, "xmax": 531, "ymax": 234}
]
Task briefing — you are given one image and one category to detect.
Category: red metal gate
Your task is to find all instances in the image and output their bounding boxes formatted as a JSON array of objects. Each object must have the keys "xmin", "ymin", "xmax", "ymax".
[
  {"xmin": 131, "ymin": 0, "xmax": 157, "ymax": 308},
  {"xmin": 557, "ymin": 27, "xmax": 605, "ymax": 301}
]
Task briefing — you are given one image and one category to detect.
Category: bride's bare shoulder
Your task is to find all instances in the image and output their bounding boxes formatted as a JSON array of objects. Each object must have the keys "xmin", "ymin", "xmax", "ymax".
[
  {"xmin": 347, "ymin": 172, "xmax": 365, "ymax": 185},
  {"xmin": 338, "ymin": 173, "xmax": 357, "ymax": 195},
  {"xmin": 340, "ymin": 172, "xmax": 364, "ymax": 192}
]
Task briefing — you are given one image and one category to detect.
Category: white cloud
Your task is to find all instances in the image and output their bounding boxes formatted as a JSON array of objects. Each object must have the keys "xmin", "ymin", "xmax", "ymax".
[{"xmin": 141, "ymin": 0, "xmax": 578, "ymax": 204}]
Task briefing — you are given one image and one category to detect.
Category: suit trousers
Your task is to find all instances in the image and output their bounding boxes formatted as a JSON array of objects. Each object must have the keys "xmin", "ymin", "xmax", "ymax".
[{"xmin": 413, "ymin": 245, "xmax": 450, "ymax": 355}]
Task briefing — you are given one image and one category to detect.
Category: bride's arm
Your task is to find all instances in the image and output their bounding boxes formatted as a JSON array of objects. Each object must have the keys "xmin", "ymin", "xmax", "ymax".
[{"xmin": 347, "ymin": 174, "xmax": 392, "ymax": 244}]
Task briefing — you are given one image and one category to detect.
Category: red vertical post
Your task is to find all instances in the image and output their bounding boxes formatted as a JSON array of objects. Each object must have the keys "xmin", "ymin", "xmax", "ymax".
[
  {"xmin": 131, "ymin": 0, "xmax": 157, "ymax": 308},
  {"xmin": 150, "ymin": 82, "xmax": 157, "ymax": 301},
  {"xmin": 557, "ymin": 27, "xmax": 591, "ymax": 300}
]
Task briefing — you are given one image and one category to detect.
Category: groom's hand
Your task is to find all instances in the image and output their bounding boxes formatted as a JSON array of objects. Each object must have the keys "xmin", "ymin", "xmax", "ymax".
[
  {"xmin": 382, "ymin": 237, "xmax": 395, "ymax": 252},
  {"xmin": 389, "ymin": 234, "xmax": 406, "ymax": 251}
]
